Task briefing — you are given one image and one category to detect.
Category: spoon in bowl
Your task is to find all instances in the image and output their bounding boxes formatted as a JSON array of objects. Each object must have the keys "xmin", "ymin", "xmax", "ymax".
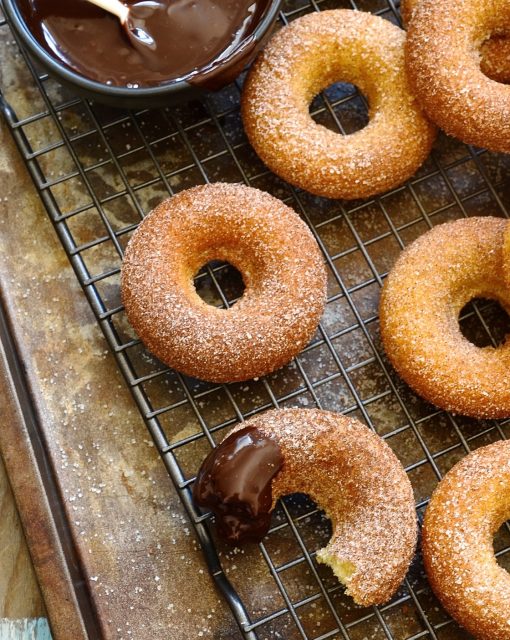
[{"xmin": 85, "ymin": 0, "xmax": 167, "ymax": 63}]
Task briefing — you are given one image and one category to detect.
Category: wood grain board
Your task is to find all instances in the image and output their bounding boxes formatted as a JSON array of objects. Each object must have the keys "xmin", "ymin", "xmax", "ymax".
[{"xmin": 0, "ymin": 454, "xmax": 44, "ymax": 621}]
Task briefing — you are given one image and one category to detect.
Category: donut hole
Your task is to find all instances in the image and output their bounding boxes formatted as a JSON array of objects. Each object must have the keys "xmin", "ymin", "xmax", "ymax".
[
  {"xmin": 194, "ymin": 261, "xmax": 245, "ymax": 308},
  {"xmin": 458, "ymin": 298, "xmax": 510, "ymax": 348},
  {"xmin": 309, "ymin": 82, "xmax": 369, "ymax": 135}
]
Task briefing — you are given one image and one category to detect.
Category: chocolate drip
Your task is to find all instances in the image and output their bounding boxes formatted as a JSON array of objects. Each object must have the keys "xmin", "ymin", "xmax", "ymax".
[
  {"xmin": 19, "ymin": 0, "xmax": 268, "ymax": 87},
  {"xmin": 193, "ymin": 427, "xmax": 283, "ymax": 544}
]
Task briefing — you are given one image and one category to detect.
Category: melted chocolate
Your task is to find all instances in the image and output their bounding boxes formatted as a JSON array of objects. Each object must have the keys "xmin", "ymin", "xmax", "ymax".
[
  {"xmin": 19, "ymin": 0, "xmax": 267, "ymax": 87},
  {"xmin": 193, "ymin": 427, "xmax": 283, "ymax": 544}
]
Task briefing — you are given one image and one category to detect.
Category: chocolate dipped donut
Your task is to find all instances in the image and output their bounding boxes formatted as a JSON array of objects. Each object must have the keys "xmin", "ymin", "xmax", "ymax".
[
  {"xmin": 401, "ymin": 0, "xmax": 510, "ymax": 84},
  {"xmin": 121, "ymin": 183, "xmax": 327, "ymax": 383},
  {"xmin": 241, "ymin": 10, "xmax": 436, "ymax": 200},
  {"xmin": 423, "ymin": 440, "xmax": 510, "ymax": 640},
  {"xmin": 380, "ymin": 217, "xmax": 510, "ymax": 418},
  {"xmin": 406, "ymin": 0, "xmax": 510, "ymax": 152},
  {"xmin": 194, "ymin": 408, "xmax": 417, "ymax": 606}
]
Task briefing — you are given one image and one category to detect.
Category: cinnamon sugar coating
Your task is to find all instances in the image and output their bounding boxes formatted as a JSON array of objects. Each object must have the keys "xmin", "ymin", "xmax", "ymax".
[
  {"xmin": 121, "ymin": 183, "xmax": 327, "ymax": 383},
  {"xmin": 241, "ymin": 10, "xmax": 436, "ymax": 200},
  {"xmin": 228, "ymin": 408, "xmax": 417, "ymax": 606},
  {"xmin": 402, "ymin": 0, "xmax": 510, "ymax": 83},
  {"xmin": 401, "ymin": 0, "xmax": 510, "ymax": 84},
  {"xmin": 406, "ymin": 0, "xmax": 510, "ymax": 152},
  {"xmin": 380, "ymin": 217, "xmax": 510, "ymax": 419},
  {"xmin": 423, "ymin": 441, "xmax": 510, "ymax": 640},
  {"xmin": 504, "ymin": 221, "xmax": 510, "ymax": 292}
]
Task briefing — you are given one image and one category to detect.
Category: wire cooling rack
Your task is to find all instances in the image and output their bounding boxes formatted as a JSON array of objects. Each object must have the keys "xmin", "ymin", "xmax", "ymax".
[{"xmin": 1, "ymin": 1, "xmax": 510, "ymax": 638}]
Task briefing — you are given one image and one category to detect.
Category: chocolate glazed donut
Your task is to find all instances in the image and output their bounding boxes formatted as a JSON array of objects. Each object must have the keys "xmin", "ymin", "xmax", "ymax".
[{"xmin": 194, "ymin": 408, "xmax": 417, "ymax": 606}]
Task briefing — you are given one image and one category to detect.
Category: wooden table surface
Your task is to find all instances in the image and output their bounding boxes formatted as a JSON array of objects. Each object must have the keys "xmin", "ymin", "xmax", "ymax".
[{"xmin": 0, "ymin": 452, "xmax": 47, "ymax": 631}]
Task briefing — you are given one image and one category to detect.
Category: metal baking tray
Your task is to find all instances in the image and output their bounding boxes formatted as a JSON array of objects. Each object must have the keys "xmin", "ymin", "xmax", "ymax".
[{"xmin": 1, "ymin": 0, "xmax": 509, "ymax": 637}]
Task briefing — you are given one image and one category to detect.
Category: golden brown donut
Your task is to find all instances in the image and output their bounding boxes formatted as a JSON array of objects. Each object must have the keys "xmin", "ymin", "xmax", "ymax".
[
  {"xmin": 195, "ymin": 408, "xmax": 417, "ymax": 606},
  {"xmin": 401, "ymin": 0, "xmax": 510, "ymax": 84},
  {"xmin": 380, "ymin": 217, "xmax": 510, "ymax": 419},
  {"xmin": 504, "ymin": 221, "xmax": 510, "ymax": 290},
  {"xmin": 121, "ymin": 183, "xmax": 327, "ymax": 383},
  {"xmin": 406, "ymin": 0, "xmax": 510, "ymax": 152},
  {"xmin": 423, "ymin": 440, "xmax": 510, "ymax": 640},
  {"xmin": 241, "ymin": 10, "xmax": 436, "ymax": 200}
]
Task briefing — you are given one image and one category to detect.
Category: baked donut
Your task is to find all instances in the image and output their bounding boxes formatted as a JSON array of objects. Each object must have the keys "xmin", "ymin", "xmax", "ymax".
[
  {"xmin": 193, "ymin": 408, "xmax": 417, "ymax": 606},
  {"xmin": 121, "ymin": 183, "xmax": 327, "ymax": 383},
  {"xmin": 401, "ymin": 0, "xmax": 510, "ymax": 84},
  {"xmin": 241, "ymin": 10, "xmax": 436, "ymax": 200},
  {"xmin": 400, "ymin": 0, "xmax": 510, "ymax": 84},
  {"xmin": 422, "ymin": 440, "xmax": 510, "ymax": 640},
  {"xmin": 379, "ymin": 217, "xmax": 510, "ymax": 419},
  {"xmin": 504, "ymin": 222, "xmax": 510, "ymax": 290},
  {"xmin": 406, "ymin": 0, "xmax": 510, "ymax": 152}
]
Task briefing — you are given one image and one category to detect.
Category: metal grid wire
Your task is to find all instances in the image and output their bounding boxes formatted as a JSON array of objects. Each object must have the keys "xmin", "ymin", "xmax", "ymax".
[{"xmin": 1, "ymin": 0, "xmax": 510, "ymax": 638}]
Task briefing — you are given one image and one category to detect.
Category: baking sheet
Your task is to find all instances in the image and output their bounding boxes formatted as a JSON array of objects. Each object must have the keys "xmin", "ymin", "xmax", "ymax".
[{"xmin": 1, "ymin": 0, "xmax": 510, "ymax": 638}]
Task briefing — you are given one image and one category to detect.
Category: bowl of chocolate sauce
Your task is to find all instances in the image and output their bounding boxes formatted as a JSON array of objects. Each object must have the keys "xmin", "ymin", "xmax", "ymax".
[{"xmin": 3, "ymin": 0, "xmax": 281, "ymax": 107}]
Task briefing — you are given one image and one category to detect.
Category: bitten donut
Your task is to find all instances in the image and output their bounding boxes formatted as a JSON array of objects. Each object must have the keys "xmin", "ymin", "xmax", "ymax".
[
  {"xmin": 406, "ymin": 0, "xmax": 510, "ymax": 152},
  {"xmin": 121, "ymin": 183, "xmax": 327, "ymax": 383},
  {"xmin": 401, "ymin": 0, "xmax": 510, "ymax": 84},
  {"xmin": 241, "ymin": 10, "xmax": 436, "ymax": 200},
  {"xmin": 423, "ymin": 441, "xmax": 510, "ymax": 640},
  {"xmin": 380, "ymin": 217, "xmax": 510, "ymax": 418},
  {"xmin": 194, "ymin": 408, "xmax": 417, "ymax": 606}
]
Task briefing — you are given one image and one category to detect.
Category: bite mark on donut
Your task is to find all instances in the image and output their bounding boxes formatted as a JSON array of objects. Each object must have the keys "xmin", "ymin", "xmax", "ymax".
[{"xmin": 315, "ymin": 551, "xmax": 356, "ymax": 587}]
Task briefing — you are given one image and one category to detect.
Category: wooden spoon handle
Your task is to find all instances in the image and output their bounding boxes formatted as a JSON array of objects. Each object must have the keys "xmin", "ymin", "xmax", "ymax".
[{"xmin": 85, "ymin": 0, "xmax": 129, "ymax": 22}]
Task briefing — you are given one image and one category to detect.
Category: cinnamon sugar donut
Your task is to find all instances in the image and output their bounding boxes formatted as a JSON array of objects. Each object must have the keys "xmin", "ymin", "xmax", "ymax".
[
  {"xmin": 504, "ymin": 222, "xmax": 510, "ymax": 290},
  {"xmin": 121, "ymin": 183, "xmax": 327, "ymax": 383},
  {"xmin": 423, "ymin": 440, "xmax": 510, "ymax": 640},
  {"xmin": 401, "ymin": 0, "xmax": 510, "ymax": 84},
  {"xmin": 194, "ymin": 408, "xmax": 417, "ymax": 606},
  {"xmin": 406, "ymin": 0, "xmax": 510, "ymax": 152},
  {"xmin": 241, "ymin": 10, "xmax": 436, "ymax": 200},
  {"xmin": 380, "ymin": 217, "xmax": 510, "ymax": 418}
]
